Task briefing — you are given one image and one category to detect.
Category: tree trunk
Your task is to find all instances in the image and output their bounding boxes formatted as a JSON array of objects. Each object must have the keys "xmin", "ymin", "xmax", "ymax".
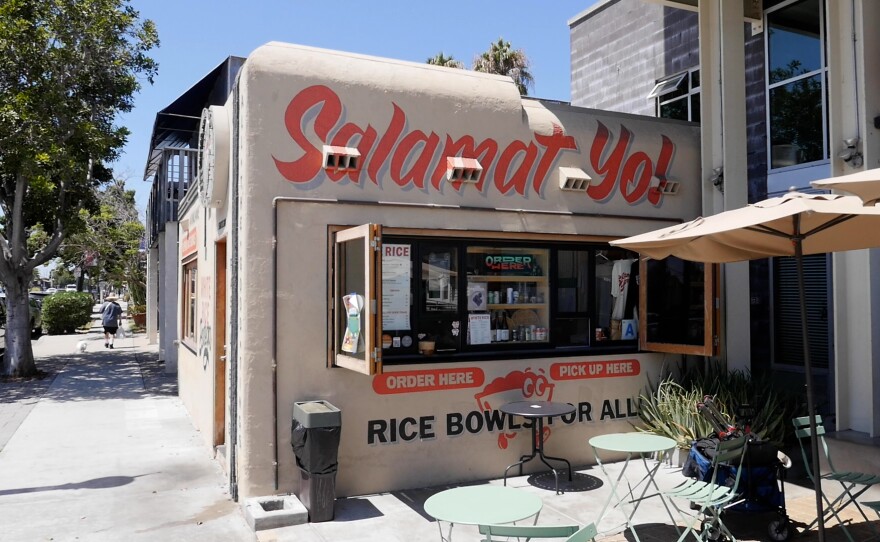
[{"xmin": 2, "ymin": 276, "xmax": 37, "ymax": 377}]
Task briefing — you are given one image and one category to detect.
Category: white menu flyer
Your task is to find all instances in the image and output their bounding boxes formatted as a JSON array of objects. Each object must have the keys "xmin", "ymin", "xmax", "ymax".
[
  {"xmin": 382, "ymin": 244, "xmax": 411, "ymax": 330},
  {"xmin": 468, "ymin": 313, "xmax": 492, "ymax": 345}
]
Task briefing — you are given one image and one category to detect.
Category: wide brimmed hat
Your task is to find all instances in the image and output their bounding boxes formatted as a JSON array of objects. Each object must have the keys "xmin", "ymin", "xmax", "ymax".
[{"xmin": 105, "ymin": 295, "xmax": 118, "ymax": 301}]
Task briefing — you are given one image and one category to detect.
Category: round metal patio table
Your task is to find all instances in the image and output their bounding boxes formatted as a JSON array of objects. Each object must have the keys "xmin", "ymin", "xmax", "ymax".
[
  {"xmin": 590, "ymin": 432, "xmax": 679, "ymax": 542},
  {"xmin": 500, "ymin": 400, "xmax": 576, "ymax": 494},
  {"xmin": 424, "ymin": 485, "xmax": 543, "ymax": 542}
]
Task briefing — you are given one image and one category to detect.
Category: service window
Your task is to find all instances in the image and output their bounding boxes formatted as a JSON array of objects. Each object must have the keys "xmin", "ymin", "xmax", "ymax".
[
  {"xmin": 331, "ymin": 225, "xmax": 714, "ymax": 373},
  {"xmin": 639, "ymin": 256, "xmax": 717, "ymax": 356}
]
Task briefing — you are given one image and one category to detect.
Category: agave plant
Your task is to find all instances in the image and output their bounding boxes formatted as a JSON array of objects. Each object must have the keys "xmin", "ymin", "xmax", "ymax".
[
  {"xmin": 635, "ymin": 362, "xmax": 796, "ymax": 449},
  {"xmin": 680, "ymin": 362, "xmax": 795, "ymax": 447},
  {"xmin": 635, "ymin": 377, "xmax": 726, "ymax": 449}
]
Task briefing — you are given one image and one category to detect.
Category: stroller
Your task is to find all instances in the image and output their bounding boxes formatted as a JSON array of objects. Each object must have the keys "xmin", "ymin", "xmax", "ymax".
[{"xmin": 681, "ymin": 396, "xmax": 792, "ymax": 541}]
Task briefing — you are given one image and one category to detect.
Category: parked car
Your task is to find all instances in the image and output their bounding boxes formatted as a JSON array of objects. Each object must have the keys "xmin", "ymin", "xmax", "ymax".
[
  {"xmin": 29, "ymin": 294, "xmax": 43, "ymax": 338},
  {"xmin": 65, "ymin": 284, "xmax": 77, "ymax": 292},
  {"xmin": 45, "ymin": 287, "xmax": 57, "ymax": 294},
  {"xmin": 0, "ymin": 293, "xmax": 43, "ymax": 339}
]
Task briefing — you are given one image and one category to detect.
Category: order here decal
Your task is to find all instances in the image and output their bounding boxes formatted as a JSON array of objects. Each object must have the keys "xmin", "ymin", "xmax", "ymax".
[{"xmin": 372, "ymin": 368, "xmax": 485, "ymax": 394}]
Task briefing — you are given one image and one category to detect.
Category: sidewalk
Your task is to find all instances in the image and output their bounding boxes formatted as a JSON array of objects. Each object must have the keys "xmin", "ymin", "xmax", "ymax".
[
  {"xmin": 0, "ymin": 319, "xmax": 254, "ymax": 541},
  {"xmin": 259, "ymin": 463, "xmax": 879, "ymax": 542}
]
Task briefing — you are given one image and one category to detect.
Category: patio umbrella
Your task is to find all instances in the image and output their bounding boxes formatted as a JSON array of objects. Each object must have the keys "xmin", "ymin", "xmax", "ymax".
[
  {"xmin": 610, "ymin": 190, "xmax": 880, "ymax": 541},
  {"xmin": 811, "ymin": 167, "xmax": 880, "ymax": 204}
]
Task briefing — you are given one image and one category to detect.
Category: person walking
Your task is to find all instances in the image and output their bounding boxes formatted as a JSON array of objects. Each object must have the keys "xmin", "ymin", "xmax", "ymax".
[{"xmin": 101, "ymin": 295, "xmax": 124, "ymax": 349}]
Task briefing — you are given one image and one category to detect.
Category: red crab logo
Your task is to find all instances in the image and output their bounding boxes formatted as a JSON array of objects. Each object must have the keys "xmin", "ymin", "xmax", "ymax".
[{"xmin": 474, "ymin": 367, "xmax": 554, "ymax": 449}]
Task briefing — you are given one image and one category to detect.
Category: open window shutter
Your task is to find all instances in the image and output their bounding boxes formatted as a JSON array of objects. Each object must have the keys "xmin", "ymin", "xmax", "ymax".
[{"xmin": 333, "ymin": 224, "xmax": 383, "ymax": 375}]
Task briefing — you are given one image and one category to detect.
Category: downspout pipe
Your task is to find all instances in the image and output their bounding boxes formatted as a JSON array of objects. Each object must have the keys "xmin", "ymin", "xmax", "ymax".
[
  {"xmin": 228, "ymin": 82, "xmax": 241, "ymax": 501},
  {"xmin": 272, "ymin": 199, "xmax": 279, "ymax": 490}
]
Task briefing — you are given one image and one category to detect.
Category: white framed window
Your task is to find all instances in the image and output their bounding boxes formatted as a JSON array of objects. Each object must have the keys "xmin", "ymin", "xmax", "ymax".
[
  {"xmin": 651, "ymin": 69, "xmax": 701, "ymax": 122},
  {"xmin": 181, "ymin": 259, "xmax": 197, "ymax": 346},
  {"xmin": 765, "ymin": 0, "xmax": 827, "ymax": 169}
]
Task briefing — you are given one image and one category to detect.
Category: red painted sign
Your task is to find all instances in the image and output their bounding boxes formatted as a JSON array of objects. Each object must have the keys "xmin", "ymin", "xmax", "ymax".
[
  {"xmin": 550, "ymin": 359, "xmax": 641, "ymax": 381},
  {"xmin": 273, "ymin": 85, "xmax": 677, "ymax": 205},
  {"xmin": 181, "ymin": 226, "xmax": 198, "ymax": 258},
  {"xmin": 372, "ymin": 367, "xmax": 485, "ymax": 394}
]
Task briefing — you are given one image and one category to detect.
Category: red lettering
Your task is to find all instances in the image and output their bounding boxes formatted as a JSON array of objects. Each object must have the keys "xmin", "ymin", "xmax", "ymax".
[
  {"xmin": 273, "ymin": 85, "xmax": 342, "ymax": 183},
  {"xmin": 367, "ymin": 103, "xmax": 406, "ymax": 184},
  {"xmin": 620, "ymin": 151, "xmax": 653, "ymax": 204},
  {"xmin": 648, "ymin": 135, "xmax": 675, "ymax": 205},
  {"xmin": 588, "ymin": 121, "xmax": 631, "ymax": 201},
  {"xmin": 390, "ymin": 130, "xmax": 440, "ymax": 188},
  {"xmin": 384, "ymin": 245, "xmax": 409, "ymax": 257},
  {"xmin": 273, "ymin": 87, "xmax": 680, "ymax": 207},
  {"xmin": 494, "ymin": 141, "xmax": 537, "ymax": 196},
  {"xmin": 532, "ymin": 125, "xmax": 578, "ymax": 195}
]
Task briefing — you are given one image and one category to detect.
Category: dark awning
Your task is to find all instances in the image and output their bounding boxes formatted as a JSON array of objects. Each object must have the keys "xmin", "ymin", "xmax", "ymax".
[{"xmin": 143, "ymin": 56, "xmax": 245, "ymax": 180}]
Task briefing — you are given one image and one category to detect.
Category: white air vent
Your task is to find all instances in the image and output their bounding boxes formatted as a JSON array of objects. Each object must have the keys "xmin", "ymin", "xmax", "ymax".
[
  {"xmin": 649, "ymin": 176, "xmax": 680, "ymax": 195},
  {"xmin": 558, "ymin": 167, "xmax": 592, "ymax": 191},
  {"xmin": 446, "ymin": 157, "xmax": 483, "ymax": 183},
  {"xmin": 322, "ymin": 145, "xmax": 361, "ymax": 171},
  {"xmin": 660, "ymin": 181, "xmax": 680, "ymax": 195}
]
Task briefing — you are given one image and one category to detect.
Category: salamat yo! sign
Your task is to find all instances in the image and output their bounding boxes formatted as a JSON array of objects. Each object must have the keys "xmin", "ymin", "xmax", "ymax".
[
  {"xmin": 273, "ymin": 85, "xmax": 679, "ymax": 206},
  {"xmin": 368, "ymin": 361, "xmax": 640, "ymax": 445}
]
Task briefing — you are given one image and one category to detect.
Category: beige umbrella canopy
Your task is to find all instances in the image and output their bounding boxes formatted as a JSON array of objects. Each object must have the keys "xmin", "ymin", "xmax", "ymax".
[
  {"xmin": 611, "ymin": 190, "xmax": 880, "ymax": 542},
  {"xmin": 613, "ymin": 191, "xmax": 880, "ymax": 262},
  {"xmin": 811, "ymin": 167, "xmax": 880, "ymax": 204}
]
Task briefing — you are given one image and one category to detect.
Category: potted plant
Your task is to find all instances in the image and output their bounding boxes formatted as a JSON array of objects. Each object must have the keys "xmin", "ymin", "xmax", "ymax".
[{"xmin": 128, "ymin": 303, "xmax": 147, "ymax": 327}]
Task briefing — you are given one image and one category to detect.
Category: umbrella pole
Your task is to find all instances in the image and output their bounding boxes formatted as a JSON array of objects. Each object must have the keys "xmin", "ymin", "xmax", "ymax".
[{"xmin": 794, "ymin": 235, "xmax": 826, "ymax": 541}]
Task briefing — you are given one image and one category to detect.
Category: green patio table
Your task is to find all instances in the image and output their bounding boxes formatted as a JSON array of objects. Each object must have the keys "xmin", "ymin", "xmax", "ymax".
[
  {"xmin": 424, "ymin": 485, "xmax": 543, "ymax": 542},
  {"xmin": 590, "ymin": 432, "xmax": 679, "ymax": 542}
]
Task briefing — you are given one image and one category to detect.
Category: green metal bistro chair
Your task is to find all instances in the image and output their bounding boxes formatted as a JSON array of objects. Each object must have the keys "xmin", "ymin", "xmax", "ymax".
[
  {"xmin": 477, "ymin": 523, "xmax": 597, "ymax": 542},
  {"xmin": 663, "ymin": 434, "xmax": 749, "ymax": 541},
  {"xmin": 791, "ymin": 415, "xmax": 880, "ymax": 542}
]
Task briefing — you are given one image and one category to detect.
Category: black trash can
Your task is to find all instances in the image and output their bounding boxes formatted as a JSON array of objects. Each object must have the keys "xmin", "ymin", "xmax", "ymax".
[{"xmin": 291, "ymin": 400, "xmax": 341, "ymax": 522}]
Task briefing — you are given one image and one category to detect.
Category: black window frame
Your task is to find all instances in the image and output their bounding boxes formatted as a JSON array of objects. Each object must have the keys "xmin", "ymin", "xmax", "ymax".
[{"xmin": 377, "ymin": 235, "xmax": 641, "ymax": 365}]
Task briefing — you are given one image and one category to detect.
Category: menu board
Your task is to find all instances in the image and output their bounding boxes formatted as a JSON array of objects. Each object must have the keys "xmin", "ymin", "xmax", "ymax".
[{"xmin": 382, "ymin": 244, "xmax": 411, "ymax": 330}]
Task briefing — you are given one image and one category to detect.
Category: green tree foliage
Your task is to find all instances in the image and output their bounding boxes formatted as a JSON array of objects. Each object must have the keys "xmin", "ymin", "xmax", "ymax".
[
  {"xmin": 0, "ymin": 0, "xmax": 158, "ymax": 376},
  {"xmin": 58, "ymin": 179, "xmax": 144, "ymax": 296},
  {"xmin": 472, "ymin": 38, "xmax": 534, "ymax": 96},
  {"xmin": 42, "ymin": 291, "xmax": 94, "ymax": 334},
  {"xmin": 426, "ymin": 52, "xmax": 464, "ymax": 69}
]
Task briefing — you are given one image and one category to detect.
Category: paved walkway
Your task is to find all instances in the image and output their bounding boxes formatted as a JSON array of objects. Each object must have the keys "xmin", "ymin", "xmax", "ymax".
[
  {"xmin": 2, "ymin": 316, "xmax": 878, "ymax": 541},
  {"xmin": 259, "ymin": 464, "xmax": 880, "ymax": 542},
  {"xmin": 0, "ymin": 319, "xmax": 254, "ymax": 541}
]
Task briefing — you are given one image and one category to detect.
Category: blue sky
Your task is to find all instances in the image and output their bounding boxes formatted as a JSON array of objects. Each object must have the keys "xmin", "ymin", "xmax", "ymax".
[{"xmin": 114, "ymin": 0, "xmax": 596, "ymax": 214}]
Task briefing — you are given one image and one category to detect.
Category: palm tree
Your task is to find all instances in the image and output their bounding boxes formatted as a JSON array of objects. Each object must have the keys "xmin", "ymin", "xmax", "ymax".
[
  {"xmin": 473, "ymin": 38, "xmax": 534, "ymax": 95},
  {"xmin": 426, "ymin": 52, "xmax": 465, "ymax": 69}
]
